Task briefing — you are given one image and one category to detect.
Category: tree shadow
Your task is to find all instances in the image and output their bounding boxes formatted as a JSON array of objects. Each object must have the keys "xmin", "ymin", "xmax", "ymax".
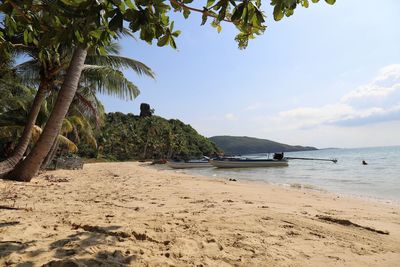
[
  {"xmin": 41, "ymin": 249, "xmax": 136, "ymax": 267},
  {"xmin": 0, "ymin": 241, "xmax": 28, "ymax": 258},
  {"xmin": 11, "ymin": 224, "xmax": 141, "ymax": 266},
  {"xmin": 0, "ymin": 240, "xmax": 45, "ymax": 264}
]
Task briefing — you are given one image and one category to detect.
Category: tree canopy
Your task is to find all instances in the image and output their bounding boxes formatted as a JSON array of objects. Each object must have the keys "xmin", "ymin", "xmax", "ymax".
[
  {"xmin": 1, "ymin": 0, "xmax": 336, "ymax": 56},
  {"xmin": 0, "ymin": 0, "xmax": 336, "ymax": 181}
]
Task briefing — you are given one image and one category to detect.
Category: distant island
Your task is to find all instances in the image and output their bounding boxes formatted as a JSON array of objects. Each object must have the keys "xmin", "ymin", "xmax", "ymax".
[{"xmin": 209, "ymin": 136, "xmax": 317, "ymax": 155}]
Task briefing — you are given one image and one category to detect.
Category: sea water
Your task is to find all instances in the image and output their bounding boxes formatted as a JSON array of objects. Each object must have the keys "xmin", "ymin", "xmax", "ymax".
[{"xmin": 177, "ymin": 146, "xmax": 400, "ymax": 201}]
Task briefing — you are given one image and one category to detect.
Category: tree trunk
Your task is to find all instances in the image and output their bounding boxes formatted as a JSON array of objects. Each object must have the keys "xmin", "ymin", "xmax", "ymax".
[
  {"xmin": 142, "ymin": 140, "xmax": 148, "ymax": 160},
  {"xmin": 40, "ymin": 133, "xmax": 60, "ymax": 170},
  {"xmin": 0, "ymin": 83, "xmax": 47, "ymax": 174},
  {"xmin": 5, "ymin": 46, "xmax": 88, "ymax": 182}
]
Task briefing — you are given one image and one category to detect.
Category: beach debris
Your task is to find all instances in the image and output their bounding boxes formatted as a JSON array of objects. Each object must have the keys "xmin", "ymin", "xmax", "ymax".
[
  {"xmin": 228, "ymin": 178, "xmax": 237, "ymax": 181},
  {"xmin": 0, "ymin": 221, "xmax": 20, "ymax": 227},
  {"xmin": 132, "ymin": 231, "xmax": 159, "ymax": 243},
  {"xmin": 316, "ymin": 215, "xmax": 389, "ymax": 235},
  {"xmin": 43, "ymin": 174, "xmax": 69, "ymax": 183},
  {"xmin": 71, "ymin": 223, "xmax": 131, "ymax": 238},
  {"xmin": 0, "ymin": 205, "xmax": 21, "ymax": 210}
]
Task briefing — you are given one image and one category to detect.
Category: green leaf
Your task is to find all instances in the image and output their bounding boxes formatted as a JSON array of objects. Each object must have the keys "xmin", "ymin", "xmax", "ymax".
[
  {"xmin": 74, "ymin": 30, "xmax": 84, "ymax": 43},
  {"xmin": 170, "ymin": 1, "xmax": 181, "ymax": 10},
  {"xmin": 23, "ymin": 30, "xmax": 29, "ymax": 44},
  {"xmin": 109, "ymin": 13, "xmax": 124, "ymax": 31},
  {"xmin": 124, "ymin": 0, "xmax": 135, "ymax": 9},
  {"xmin": 231, "ymin": 3, "xmax": 245, "ymax": 22},
  {"xmin": 169, "ymin": 37, "xmax": 177, "ymax": 49},
  {"xmin": 157, "ymin": 35, "xmax": 169, "ymax": 47},
  {"xmin": 273, "ymin": 5, "xmax": 284, "ymax": 21},
  {"xmin": 183, "ymin": 7, "xmax": 190, "ymax": 18},
  {"xmin": 201, "ymin": 12, "xmax": 208, "ymax": 25},
  {"xmin": 206, "ymin": 0, "xmax": 215, "ymax": 8},
  {"xmin": 172, "ymin": 30, "xmax": 181, "ymax": 37}
]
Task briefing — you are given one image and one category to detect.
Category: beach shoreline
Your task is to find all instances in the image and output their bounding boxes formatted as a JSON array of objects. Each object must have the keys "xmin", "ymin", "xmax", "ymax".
[
  {"xmin": 1, "ymin": 162, "xmax": 399, "ymax": 266},
  {"xmin": 160, "ymin": 165, "xmax": 400, "ymax": 206}
]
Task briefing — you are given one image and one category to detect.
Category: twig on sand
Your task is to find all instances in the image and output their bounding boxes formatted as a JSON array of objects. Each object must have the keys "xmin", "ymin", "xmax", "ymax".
[
  {"xmin": 0, "ymin": 205, "xmax": 22, "ymax": 210},
  {"xmin": 317, "ymin": 215, "xmax": 389, "ymax": 235}
]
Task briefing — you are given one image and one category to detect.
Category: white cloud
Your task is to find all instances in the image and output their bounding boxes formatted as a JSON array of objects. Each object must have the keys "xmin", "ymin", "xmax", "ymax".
[
  {"xmin": 341, "ymin": 83, "xmax": 400, "ymax": 102},
  {"xmin": 196, "ymin": 65, "xmax": 400, "ymax": 148},
  {"xmin": 279, "ymin": 64, "xmax": 400, "ymax": 128},
  {"xmin": 373, "ymin": 64, "xmax": 400, "ymax": 83},
  {"xmin": 341, "ymin": 64, "xmax": 400, "ymax": 102}
]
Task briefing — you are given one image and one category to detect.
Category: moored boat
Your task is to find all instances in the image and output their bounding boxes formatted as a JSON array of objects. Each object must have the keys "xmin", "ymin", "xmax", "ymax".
[
  {"xmin": 210, "ymin": 157, "xmax": 288, "ymax": 168},
  {"xmin": 167, "ymin": 158, "xmax": 212, "ymax": 169}
]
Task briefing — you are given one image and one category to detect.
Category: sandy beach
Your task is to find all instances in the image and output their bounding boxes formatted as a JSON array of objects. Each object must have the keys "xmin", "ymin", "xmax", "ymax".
[{"xmin": 0, "ymin": 162, "xmax": 399, "ymax": 266}]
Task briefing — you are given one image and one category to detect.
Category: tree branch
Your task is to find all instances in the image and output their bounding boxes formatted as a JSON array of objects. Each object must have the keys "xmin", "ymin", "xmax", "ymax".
[
  {"xmin": 4, "ymin": 0, "xmax": 32, "ymax": 22},
  {"xmin": 169, "ymin": 0, "xmax": 233, "ymax": 24}
]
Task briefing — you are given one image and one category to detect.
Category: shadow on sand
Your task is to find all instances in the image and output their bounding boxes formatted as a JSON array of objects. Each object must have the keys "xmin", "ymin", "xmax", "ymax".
[{"xmin": 2, "ymin": 224, "xmax": 138, "ymax": 267}]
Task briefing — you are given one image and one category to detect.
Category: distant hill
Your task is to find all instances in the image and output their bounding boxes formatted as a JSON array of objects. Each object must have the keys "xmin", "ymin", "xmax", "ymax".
[{"xmin": 209, "ymin": 136, "xmax": 317, "ymax": 155}]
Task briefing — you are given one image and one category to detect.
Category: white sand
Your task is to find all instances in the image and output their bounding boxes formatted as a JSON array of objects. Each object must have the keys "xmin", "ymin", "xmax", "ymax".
[{"xmin": 1, "ymin": 162, "xmax": 399, "ymax": 266}]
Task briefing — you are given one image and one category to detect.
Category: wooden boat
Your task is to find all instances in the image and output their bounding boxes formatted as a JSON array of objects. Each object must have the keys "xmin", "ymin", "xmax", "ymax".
[
  {"xmin": 210, "ymin": 157, "xmax": 288, "ymax": 168},
  {"xmin": 167, "ymin": 159, "xmax": 212, "ymax": 169}
]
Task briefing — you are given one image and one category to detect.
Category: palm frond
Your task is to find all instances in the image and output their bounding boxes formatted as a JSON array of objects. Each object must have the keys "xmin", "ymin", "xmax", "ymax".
[
  {"xmin": 62, "ymin": 118, "xmax": 74, "ymax": 134},
  {"xmin": 14, "ymin": 59, "xmax": 41, "ymax": 87},
  {"xmin": 116, "ymin": 28, "xmax": 135, "ymax": 39},
  {"xmin": 104, "ymin": 42, "xmax": 121, "ymax": 55},
  {"xmin": 0, "ymin": 125, "xmax": 23, "ymax": 138},
  {"xmin": 81, "ymin": 65, "xmax": 140, "ymax": 100},
  {"xmin": 57, "ymin": 135, "xmax": 79, "ymax": 153},
  {"xmin": 30, "ymin": 125, "xmax": 78, "ymax": 152},
  {"xmin": 84, "ymin": 55, "xmax": 155, "ymax": 79},
  {"xmin": 73, "ymin": 90, "xmax": 103, "ymax": 126}
]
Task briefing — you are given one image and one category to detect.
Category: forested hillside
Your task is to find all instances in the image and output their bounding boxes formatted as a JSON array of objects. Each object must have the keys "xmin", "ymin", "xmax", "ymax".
[
  {"xmin": 79, "ymin": 112, "xmax": 220, "ymax": 161},
  {"xmin": 209, "ymin": 136, "xmax": 317, "ymax": 155}
]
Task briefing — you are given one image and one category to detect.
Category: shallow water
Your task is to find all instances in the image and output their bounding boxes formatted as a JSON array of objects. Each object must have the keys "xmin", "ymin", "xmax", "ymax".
[{"xmin": 175, "ymin": 146, "xmax": 400, "ymax": 201}]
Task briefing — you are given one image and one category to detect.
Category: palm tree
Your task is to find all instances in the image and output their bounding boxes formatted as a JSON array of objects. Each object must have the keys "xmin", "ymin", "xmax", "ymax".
[
  {"xmin": 1, "ymin": 43, "xmax": 154, "ymax": 180},
  {"xmin": 0, "ymin": 86, "xmax": 86, "ymax": 158}
]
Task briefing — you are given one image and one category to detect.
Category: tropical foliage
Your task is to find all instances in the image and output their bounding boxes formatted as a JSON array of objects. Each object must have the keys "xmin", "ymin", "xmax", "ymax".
[
  {"xmin": 79, "ymin": 112, "xmax": 221, "ymax": 161},
  {"xmin": 0, "ymin": 0, "xmax": 335, "ymax": 181},
  {"xmin": 0, "ymin": 44, "xmax": 153, "ymax": 165}
]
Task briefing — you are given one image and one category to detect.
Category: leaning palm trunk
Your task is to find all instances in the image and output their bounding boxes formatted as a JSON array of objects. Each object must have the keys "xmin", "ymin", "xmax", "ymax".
[
  {"xmin": 0, "ymin": 83, "xmax": 47, "ymax": 174},
  {"xmin": 6, "ymin": 46, "xmax": 88, "ymax": 182},
  {"xmin": 40, "ymin": 131, "xmax": 60, "ymax": 170}
]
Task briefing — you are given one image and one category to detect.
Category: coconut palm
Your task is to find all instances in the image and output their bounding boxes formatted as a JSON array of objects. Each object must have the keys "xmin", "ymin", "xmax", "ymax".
[
  {"xmin": 0, "ymin": 89, "xmax": 78, "ymax": 160},
  {"xmin": 1, "ymin": 43, "xmax": 154, "ymax": 178}
]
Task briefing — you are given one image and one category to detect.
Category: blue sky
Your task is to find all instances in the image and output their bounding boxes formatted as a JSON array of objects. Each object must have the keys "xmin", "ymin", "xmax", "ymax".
[{"xmin": 99, "ymin": 0, "xmax": 400, "ymax": 148}]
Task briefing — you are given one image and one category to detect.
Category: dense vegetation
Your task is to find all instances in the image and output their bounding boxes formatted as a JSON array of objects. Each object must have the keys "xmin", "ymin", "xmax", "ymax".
[
  {"xmin": 210, "ymin": 136, "xmax": 317, "ymax": 155},
  {"xmin": 0, "ymin": 0, "xmax": 335, "ymax": 181},
  {"xmin": 79, "ymin": 112, "xmax": 220, "ymax": 161}
]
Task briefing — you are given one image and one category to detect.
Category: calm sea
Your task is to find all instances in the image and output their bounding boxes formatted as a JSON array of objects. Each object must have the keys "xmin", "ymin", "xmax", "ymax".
[{"xmin": 171, "ymin": 146, "xmax": 400, "ymax": 202}]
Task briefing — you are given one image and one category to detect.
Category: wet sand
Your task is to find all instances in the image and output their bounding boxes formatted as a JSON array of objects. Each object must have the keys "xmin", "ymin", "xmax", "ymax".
[{"xmin": 1, "ymin": 162, "xmax": 399, "ymax": 266}]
